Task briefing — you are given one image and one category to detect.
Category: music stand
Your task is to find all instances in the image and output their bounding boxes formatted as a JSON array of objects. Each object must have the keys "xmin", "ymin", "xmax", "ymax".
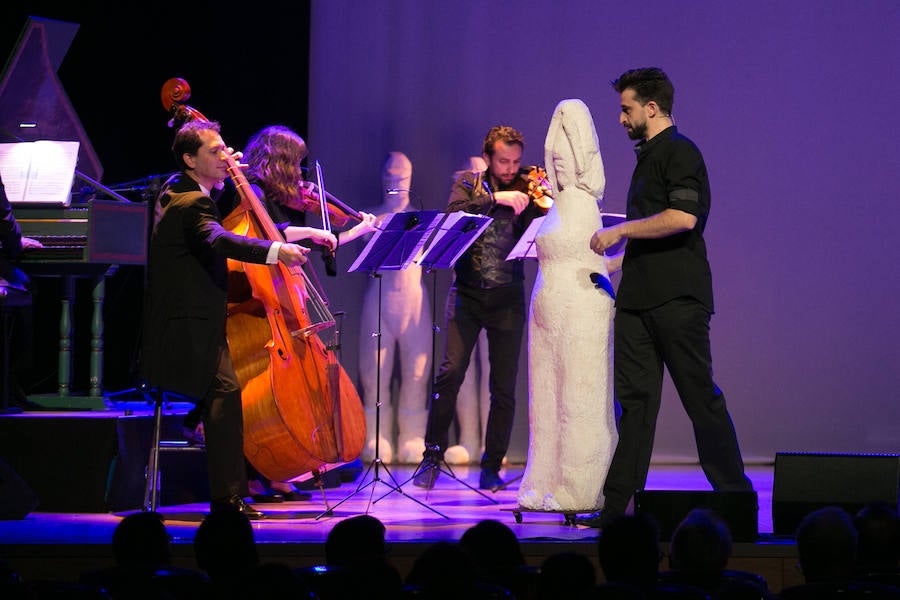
[
  {"xmin": 318, "ymin": 209, "xmax": 446, "ymax": 519},
  {"xmin": 387, "ymin": 211, "xmax": 499, "ymax": 504}
]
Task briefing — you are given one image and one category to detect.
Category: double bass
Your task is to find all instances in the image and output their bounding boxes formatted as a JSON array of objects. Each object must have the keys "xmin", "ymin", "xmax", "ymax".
[{"xmin": 160, "ymin": 78, "xmax": 365, "ymax": 482}]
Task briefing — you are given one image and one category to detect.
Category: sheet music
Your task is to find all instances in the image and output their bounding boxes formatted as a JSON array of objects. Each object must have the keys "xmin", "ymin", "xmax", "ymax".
[
  {"xmin": 0, "ymin": 140, "xmax": 79, "ymax": 205},
  {"xmin": 348, "ymin": 210, "xmax": 443, "ymax": 273},
  {"xmin": 417, "ymin": 211, "xmax": 493, "ymax": 269},
  {"xmin": 506, "ymin": 215, "xmax": 546, "ymax": 260},
  {"xmin": 504, "ymin": 213, "xmax": 628, "ymax": 261}
]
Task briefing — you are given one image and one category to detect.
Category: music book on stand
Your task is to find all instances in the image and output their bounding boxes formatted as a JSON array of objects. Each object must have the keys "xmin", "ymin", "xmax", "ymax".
[
  {"xmin": 504, "ymin": 213, "xmax": 627, "ymax": 261},
  {"xmin": 417, "ymin": 211, "xmax": 493, "ymax": 270},
  {"xmin": 506, "ymin": 215, "xmax": 545, "ymax": 261},
  {"xmin": 0, "ymin": 140, "xmax": 79, "ymax": 206},
  {"xmin": 348, "ymin": 210, "xmax": 443, "ymax": 273}
]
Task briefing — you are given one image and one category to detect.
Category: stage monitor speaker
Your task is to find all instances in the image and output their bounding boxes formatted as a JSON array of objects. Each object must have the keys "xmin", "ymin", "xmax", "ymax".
[
  {"xmin": 772, "ymin": 452, "xmax": 900, "ymax": 536},
  {"xmin": 0, "ymin": 458, "xmax": 39, "ymax": 519},
  {"xmin": 634, "ymin": 490, "xmax": 759, "ymax": 542}
]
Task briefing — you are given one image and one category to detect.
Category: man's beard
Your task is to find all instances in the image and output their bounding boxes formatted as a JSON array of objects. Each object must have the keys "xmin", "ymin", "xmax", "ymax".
[
  {"xmin": 491, "ymin": 171, "xmax": 518, "ymax": 190},
  {"xmin": 626, "ymin": 120, "xmax": 647, "ymax": 140}
]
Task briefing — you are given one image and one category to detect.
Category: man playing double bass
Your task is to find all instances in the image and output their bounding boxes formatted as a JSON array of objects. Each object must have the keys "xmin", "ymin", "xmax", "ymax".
[{"xmin": 141, "ymin": 120, "xmax": 309, "ymax": 518}]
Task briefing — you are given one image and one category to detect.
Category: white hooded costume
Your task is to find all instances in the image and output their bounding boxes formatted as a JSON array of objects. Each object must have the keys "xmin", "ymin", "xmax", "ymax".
[{"xmin": 517, "ymin": 99, "xmax": 618, "ymax": 511}]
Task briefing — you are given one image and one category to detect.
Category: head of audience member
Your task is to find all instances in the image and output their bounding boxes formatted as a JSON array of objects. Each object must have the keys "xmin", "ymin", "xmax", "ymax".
[
  {"xmin": 459, "ymin": 519, "xmax": 525, "ymax": 571},
  {"xmin": 322, "ymin": 515, "xmax": 400, "ymax": 598},
  {"xmin": 406, "ymin": 541, "xmax": 477, "ymax": 597},
  {"xmin": 240, "ymin": 562, "xmax": 313, "ymax": 599},
  {"xmin": 194, "ymin": 506, "xmax": 259, "ymax": 581},
  {"xmin": 597, "ymin": 513, "xmax": 662, "ymax": 590},
  {"xmin": 0, "ymin": 558, "xmax": 21, "ymax": 587},
  {"xmin": 112, "ymin": 511, "xmax": 171, "ymax": 570},
  {"xmin": 538, "ymin": 552, "xmax": 596, "ymax": 600},
  {"xmin": 325, "ymin": 514, "xmax": 388, "ymax": 568},
  {"xmin": 854, "ymin": 501, "xmax": 900, "ymax": 573},
  {"xmin": 795, "ymin": 506, "xmax": 858, "ymax": 583},
  {"xmin": 243, "ymin": 125, "xmax": 308, "ymax": 206},
  {"xmin": 669, "ymin": 508, "xmax": 733, "ymax": 585}
]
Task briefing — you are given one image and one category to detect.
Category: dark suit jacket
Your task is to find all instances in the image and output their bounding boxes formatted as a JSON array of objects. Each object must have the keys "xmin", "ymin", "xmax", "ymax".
[
  {"xmin": 0, "ymin": 177, "xmax": 28, "ymax": 292},
  {"xmin": 140, "ymin": 173, "xmax": 273, "ymax": 399}
]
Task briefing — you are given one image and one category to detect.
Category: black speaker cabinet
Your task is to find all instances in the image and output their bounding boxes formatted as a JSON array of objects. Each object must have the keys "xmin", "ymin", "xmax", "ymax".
[
  {"xmin": 772, "ymin": 452, "xmax": 900, "ymax": 536},
  {"xmin": 634, "ymin": 490, "xmax": 759, "ymax": 542}
]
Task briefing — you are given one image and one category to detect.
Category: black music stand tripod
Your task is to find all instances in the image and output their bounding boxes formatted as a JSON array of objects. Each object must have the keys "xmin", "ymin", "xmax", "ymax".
[
  {"xmin": 318, "ymin": 210, "xmax": 447, "ymax": 520},
  {"xmin": 388, "ymin": 211, "xmax": 499, "ymax": 505}
]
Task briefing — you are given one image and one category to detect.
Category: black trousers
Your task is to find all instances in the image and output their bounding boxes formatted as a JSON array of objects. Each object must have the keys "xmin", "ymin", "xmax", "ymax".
[
  {"xmin": 424, "ymin": 283, "xmax": 525, "ymax": 472},
  {"xmin": 602, "ymin": 297, "xmax": 752, "ymax": 514},
  {"xmin": 201, "ymin": 343, "xmax": 247, "ymax": 500}
]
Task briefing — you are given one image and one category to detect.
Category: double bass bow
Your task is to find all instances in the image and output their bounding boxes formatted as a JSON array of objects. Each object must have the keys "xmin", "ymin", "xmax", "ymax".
[{"xmin": 160, "ymin": 78, "xmax": 366, "ymax": 482}]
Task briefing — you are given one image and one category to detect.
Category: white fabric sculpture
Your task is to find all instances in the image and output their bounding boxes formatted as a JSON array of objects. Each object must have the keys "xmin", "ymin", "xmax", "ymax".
[
  {"xmin": 358, "ymin": 152, "xmax": 431, "ymax": 464},
  {"xmin": 517, "ymin": 99, "xmax": 618, "ymax": 511}
]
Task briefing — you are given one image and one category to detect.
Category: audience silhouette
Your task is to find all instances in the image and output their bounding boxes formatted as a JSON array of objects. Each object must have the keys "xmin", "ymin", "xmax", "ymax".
[
  {"xmin": 662, "ymin": 508, "xmax": 768, "ymax": 599},
  {"xmin": 854, "ymin": 501, "xmax": 900, "ymax": 585},
  {"xmin": 79, "ymin": 511, "xmax": 207, "ymax": 599},
  {"xmin": 779, "ymin": 505, "xmax": 900, "ymax": 599},
  {"xmin": 12, "ymin": 497, "xmax": 900, "ymax": 599},
  {"xmin": 297, "ymin": 514, "xmax": 401, "ymax": 599},
  {"xmin": 597, "ymin": 513, "xmax": 662, "ymax": 593},
  {"xmin": 459, "ymin": 519, "xmax": 538, "ymax": 599},
  {"xmin": 537, "ymin": 551, "xmax": 596, "ymax": 599}
]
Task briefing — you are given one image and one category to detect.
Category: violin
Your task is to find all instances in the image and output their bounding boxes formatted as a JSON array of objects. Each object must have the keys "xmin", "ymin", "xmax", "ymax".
[
  {"xmin": 522, "ymin": 166, "xmax": 553, "ymax": 209},
  {"xmin": 282, "ymin": 180, "xmax": 363, "ymax": 229}
]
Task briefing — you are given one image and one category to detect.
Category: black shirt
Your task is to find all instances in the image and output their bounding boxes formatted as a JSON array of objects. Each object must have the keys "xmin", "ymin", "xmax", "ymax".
[{"xmin": 616, "ymin": 126, "xmax": 714, "ymax": 312}]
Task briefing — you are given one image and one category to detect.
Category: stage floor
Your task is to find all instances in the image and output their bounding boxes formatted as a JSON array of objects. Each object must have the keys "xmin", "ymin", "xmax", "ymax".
[
  {"xmin": 0, "ymin": 406, "xmax": 803, "ymax": 590},
  {"xmin": 0, "ymin": 461, "xmax": 804, "ymax": 591}
]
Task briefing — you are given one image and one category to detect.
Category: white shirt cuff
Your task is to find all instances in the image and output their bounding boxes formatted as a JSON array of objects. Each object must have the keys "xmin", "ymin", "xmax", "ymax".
[{"xmin": 266, "ymin": 241, "xmax": 282, "ymax": 264}]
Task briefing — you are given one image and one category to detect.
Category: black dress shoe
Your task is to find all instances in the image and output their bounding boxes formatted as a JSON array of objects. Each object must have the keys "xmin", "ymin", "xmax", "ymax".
[
  {"xmin": 573, "ymin": 511, "xmax": 605, "ymax": 528},
  {"xmin": 413, "ymin": 450, "xmax": 441, "ymax": 489},
  {"xmin": 281, "ymin": 490, "xmax": 312, "ymax": 502},
  {"xmin": 574, "ymin": 509, "xmax": 621, "ymax": 529},
  {"xmin": 210, "ymin": 495, "xmax": 265, "ymax": 519},
  {"xmin": 250, "ymin": 492, "xmax": 284, "ymax": 503},
  {"xmin": 479, "ymin": 469, "xmax": 503, "ymax": 490}
]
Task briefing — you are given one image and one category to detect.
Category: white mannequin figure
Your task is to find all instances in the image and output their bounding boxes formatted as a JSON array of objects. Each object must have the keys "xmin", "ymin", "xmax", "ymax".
[
  {"xmin": 450, "ymin": 329, "xmax": 490, "ymax": 464},
  {"xmin": 358, "ymin": 152, "xmax": 431, "ymax": 464},
  {"xmin": 446, "ymin": 156, "xmax": 491, "ymax": 465},
  {"xmin": 517, "ymin": 99, "xmax": 617, "ymax": 511}
]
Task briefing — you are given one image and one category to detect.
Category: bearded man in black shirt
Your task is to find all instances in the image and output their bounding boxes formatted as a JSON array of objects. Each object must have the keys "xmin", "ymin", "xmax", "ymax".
[{"xmin": 583, "ymin": 68, "xmax": 753, "ymax": 527}]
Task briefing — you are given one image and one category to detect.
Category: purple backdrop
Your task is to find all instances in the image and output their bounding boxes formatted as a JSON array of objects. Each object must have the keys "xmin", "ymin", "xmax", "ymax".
[{"xmin": 308, "ymin": 0, "xmax": 900, "ymax": 463}]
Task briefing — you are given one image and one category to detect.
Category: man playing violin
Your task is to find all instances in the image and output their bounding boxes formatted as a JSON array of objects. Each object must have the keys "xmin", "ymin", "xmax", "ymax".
[
  {"xmin": 414, "ymin": 125, "xmax": 548, "ymax": 490},
  {"xmin": 141, "ymin": 120, "xmax": 310, "ymax": 519}
]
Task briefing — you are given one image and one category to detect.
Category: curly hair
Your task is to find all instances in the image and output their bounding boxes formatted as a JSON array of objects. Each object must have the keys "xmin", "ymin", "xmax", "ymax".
[
  {"xmin": 482, "ymin": 125, "xmax": 524, "ymax": 156},
  {"xmin": 612, "ymin": 67, "xmax": 674, "ymax": 116},
  {"xmin": 243, "ymin": 125, "xmax": 308, "ymax": 206}
]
